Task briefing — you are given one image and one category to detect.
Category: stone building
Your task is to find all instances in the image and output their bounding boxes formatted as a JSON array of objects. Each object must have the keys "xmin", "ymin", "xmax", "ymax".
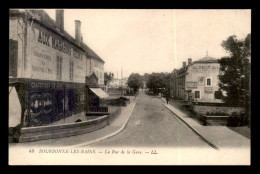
[
  {"xmin": 9, "ymin": 9, "xmax": 107, "ymax": 128},
  {"xmin": 170, "ymin": 56, "xmax": 223, "ymax": 103}
]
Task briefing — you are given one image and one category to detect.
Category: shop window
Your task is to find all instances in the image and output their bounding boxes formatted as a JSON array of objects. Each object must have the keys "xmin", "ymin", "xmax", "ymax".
[
  {"xmin": 195, "ymin": 91, "xmax": 200, "ymax": 99},
  {"xmin": 56, "ymin": 56, "xmax": 62, "ymax": 80},
  {"xmin": 206, "ymin": 77, "xmax": 212, "ymax": 86}
]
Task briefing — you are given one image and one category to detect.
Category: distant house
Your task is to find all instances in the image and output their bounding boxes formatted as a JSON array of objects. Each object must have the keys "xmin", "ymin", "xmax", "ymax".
[
  {"xmin": 106, "ymin": 78, "xmax": 128, "ymax": 96},
  {"xmin": 170, "ymin": 56, "xmax": 223, "ymax": 103},
  {"xmin": 108, "ymin": 78, "xmax": 128, "ymax": 88}
]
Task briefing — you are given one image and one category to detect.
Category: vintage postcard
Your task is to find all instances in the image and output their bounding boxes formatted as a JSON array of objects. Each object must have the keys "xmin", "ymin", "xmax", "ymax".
[{"xmin": 9, "ymin": 9, "xmax": 251, "ymax": 165}]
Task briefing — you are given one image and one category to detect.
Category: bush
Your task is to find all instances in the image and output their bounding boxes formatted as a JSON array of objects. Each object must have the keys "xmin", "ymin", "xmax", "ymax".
[
  {"xmin": 205, "ymin": 111, "xmax": 228, "ymax": 116},
  {"xmin": 119, "ymin": 97, "xmax": 128, "ymax": 101},
  {"xmin": 9, "ymin": 124, "xmax": 22, "ymax": 143},
  {"xmin": 226, "ymin": 112, "xmax": 247, "ymax": 127}
]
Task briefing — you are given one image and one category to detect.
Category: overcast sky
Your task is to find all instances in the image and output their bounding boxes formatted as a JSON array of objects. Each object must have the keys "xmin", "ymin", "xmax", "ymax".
[{"xmin": 45, "ymin": 9, "xmax": 251, "ymax": 78}]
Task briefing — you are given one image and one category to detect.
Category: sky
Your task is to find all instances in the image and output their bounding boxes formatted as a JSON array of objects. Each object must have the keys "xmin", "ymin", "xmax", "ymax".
[{"xmin": 44, "ymin": 9, "xmax": 251, "ymax": 78}]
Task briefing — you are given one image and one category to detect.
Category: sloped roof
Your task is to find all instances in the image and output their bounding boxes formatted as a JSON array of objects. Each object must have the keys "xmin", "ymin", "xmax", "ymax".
[
  {"xmin": 10, "ymin": 9, "xmax": 105, "ymax": 63},
  {"xmin": 81, "ymin": 43, "xmax": 105, "ymax": 63},
  {"xmin": 194, "ymin": 56, "xmax": 218, "ymax": 63},
  {"xmin": 173, "ymin": 56, "xmax": 219, "ymax": 76}
]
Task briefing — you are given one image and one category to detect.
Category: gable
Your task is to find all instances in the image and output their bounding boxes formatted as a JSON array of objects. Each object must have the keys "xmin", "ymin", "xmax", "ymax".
[{"xmin": 85, "ymin": 72, "xmax": 99, "ymax": 87}]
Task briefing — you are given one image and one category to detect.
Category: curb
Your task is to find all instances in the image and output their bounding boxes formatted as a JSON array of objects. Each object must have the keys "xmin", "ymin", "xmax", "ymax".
[
  {"xmin": 67, "ymin": 102, "xmax": 136, "ymax": 148},
  {"xmin": 163, "ymin": 103, "xmax": 219, "ymax": 150}
]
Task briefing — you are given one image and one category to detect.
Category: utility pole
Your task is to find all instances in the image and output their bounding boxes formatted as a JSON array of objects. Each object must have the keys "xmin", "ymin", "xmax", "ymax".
[{"xmin": 121, "ymin": 66, "xmax": 123, "ymax": 96}]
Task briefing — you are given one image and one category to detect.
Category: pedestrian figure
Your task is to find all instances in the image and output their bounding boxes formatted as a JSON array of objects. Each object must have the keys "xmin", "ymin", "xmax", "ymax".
[{"xmin": 166, "ymin": 96, "xmax": 169, "ymax": 104}]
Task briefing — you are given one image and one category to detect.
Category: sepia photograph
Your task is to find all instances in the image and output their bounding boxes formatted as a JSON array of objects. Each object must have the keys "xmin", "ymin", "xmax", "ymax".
[{"xmin": 8, "ymin": 9, "xmax": 251, "ymax": 165}]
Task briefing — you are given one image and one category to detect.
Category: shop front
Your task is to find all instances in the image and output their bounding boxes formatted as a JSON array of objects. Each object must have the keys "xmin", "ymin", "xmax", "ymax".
[
  {"xmin": 85, "ymin": 73, "xmax": 109, "ymax": 115},
  {"xmin": 12, "ymin": 78, "xmax": 86, "ymax": 127}
]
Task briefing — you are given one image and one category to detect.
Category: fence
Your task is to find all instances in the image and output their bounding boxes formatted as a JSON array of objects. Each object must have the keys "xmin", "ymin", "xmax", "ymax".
[{"xmin": 86, "ymin": 106, "xmax": 108, "ymax": 113}]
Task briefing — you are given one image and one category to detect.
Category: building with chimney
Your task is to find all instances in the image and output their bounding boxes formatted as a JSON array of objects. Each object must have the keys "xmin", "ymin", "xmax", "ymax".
[
  {"xmin": 9, "ymin": 9, "xmax": 107, "ymax": 130},
  {"xmin": 169, "ymin": 56, "xmax": 223, "ymax": 103}
]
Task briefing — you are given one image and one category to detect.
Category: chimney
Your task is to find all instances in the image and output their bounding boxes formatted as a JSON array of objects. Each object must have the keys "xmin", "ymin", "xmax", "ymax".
[
  {"xmin": 56, "ymin": 10, "xmax": 64, "ymax": 32},
  {"xmin": 183, "ymin": 61, "xmax": 186, "ymax": 68},
  {"xmin": 75, "ymin": 20, "xmax": 81, "ymax": 45},
  {"xmin": 188, "ymin": 58, "xmax": 192, "ymax": 65}
]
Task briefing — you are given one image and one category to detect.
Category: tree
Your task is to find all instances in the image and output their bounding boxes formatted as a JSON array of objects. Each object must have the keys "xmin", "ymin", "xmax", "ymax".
[
  {"xmin": 218, "ymin": 34, "xmax": 251, "ymax": 109},
  {"xmin": 127, "ymin": 73, "xmax": 142, "ymax": 93},
  {"xmin": 142, "ymin": 73, "xmax": 150, "ymax": 82},
  {"xmin": 104, "ymin": 72, "xmax": 113, "ymax": 86},
  {"xmin": 146, "ymin": 72, "xmax": 170, "ymax": 95}
]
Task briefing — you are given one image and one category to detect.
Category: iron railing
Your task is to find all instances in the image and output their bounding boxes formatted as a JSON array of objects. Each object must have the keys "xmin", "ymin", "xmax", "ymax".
[{"xmin": 86, "ymin": 106, "xmax": 108, "ymax": 113}]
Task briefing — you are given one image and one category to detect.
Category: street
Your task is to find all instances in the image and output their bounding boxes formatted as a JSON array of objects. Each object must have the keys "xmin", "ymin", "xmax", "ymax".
[{"xmin": 86, "ymin": 90, "xmax": 211, "ymax": 148}]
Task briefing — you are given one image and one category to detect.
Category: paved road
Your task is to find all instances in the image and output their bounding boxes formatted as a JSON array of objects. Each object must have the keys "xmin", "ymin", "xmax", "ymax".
[{"xmin": 86, "ymin": 91, "xmax": 211, "ymax": 148}]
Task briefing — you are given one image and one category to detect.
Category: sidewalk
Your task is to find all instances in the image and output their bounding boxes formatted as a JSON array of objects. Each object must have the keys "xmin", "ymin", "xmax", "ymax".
[
  {"xmin": 161, "ymin": 97, "xmax": 250, "ymax": 150},
  {"xmin": 9, "ymin": 102, "xmax": 136, "ymax": 148}
]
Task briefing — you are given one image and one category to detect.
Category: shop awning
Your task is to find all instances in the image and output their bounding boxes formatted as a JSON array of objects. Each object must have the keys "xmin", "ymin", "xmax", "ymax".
[
  {"xmin": 9, "ymin": 86, "xmax": 21, "ymax": 127},
  {"xmin": 89, "ymin": 88, "xmax": 109, "ymax": 99}
]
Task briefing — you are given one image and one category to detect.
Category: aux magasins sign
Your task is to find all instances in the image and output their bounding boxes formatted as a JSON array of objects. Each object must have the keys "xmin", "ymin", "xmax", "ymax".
[{"xmin": 36, "ymin": 27, "xmax": 72, "ymax": 56}]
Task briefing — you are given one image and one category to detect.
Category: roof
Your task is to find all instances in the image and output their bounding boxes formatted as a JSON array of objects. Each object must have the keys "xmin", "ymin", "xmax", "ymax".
[
  {"xmin": 81, "ymin": 43, "xmax": 105, "ymax": 63},
  {"xmin": 173, "ymin": 56, "xmax": 219, "ymax": 76},
  {"xmin": 10, "ymin": 9, "xmax": 105, "ymax": 63},
  {"xmin": 194, "ymin": 56, "xmax": 219, "ymax": 63}
]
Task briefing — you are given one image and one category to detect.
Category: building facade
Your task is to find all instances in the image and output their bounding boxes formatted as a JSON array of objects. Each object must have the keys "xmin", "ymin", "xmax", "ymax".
[
  {"xmin": 170, "ymin": 57, "xmax": 223, "ymax": 103},
  {"xmin": 9, "ymin": 9, "xmax": 105, "ymax": 128},
  {"xmin": 85, "ymin": 47, "xmax": 105, "ymax": 87}
]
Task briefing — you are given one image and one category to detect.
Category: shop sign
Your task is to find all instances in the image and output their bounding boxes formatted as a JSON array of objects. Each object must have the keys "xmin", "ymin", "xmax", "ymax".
[
  {"xmin": 204, "ymin": 87, "xmax": 213, "ymax": 93},
  {"xmin": 36, "ymin": 27, "xmax": 72, "ymax": 56},
  {"xmin": 198, "ymin": 76, "xmax": 204, "ymax": 85},
  {"xmin": 191, "ymin": 64, "xmax": 219, "ymax": 73},
  {"xmin": 186, "ymin": 81, "xmax": 198, "ymax": 89},
  {"xmin": 73, "ymin": 49, "xmax": 83, "ymax": 60},
  {"xmin": 29, "ymin": 80, "xmax": 62, "ymax": 89},
  {"xmin": 29, "ymin": 80, "xmax": 84, "ymax": 90}
]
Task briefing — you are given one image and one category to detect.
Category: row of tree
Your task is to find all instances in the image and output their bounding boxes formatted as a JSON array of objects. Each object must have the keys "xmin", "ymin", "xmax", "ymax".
[{"xmin": 127, "ymin": 72, "xmax": 171, "ymax": 96}]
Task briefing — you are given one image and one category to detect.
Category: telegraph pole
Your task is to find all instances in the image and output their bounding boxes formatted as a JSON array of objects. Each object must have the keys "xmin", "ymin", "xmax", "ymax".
[{"xmin": 121, "ymin": 66, "xmax": 123, "ymax": 96}]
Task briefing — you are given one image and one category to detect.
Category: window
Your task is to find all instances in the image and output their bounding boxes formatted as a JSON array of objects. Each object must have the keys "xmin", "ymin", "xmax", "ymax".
[
  {"xmin": 56, "ymin": 56, "xmax": 62, "ymax": 80},
  {"xmin": 69, "ymin": 60, "xmax": 74, "ymax": 80},
  {"xmin": 206, "ymin": 77, "xmax": 212, "ymax": 86},
  {"xmin": 195, "ymin": 91, "xmax": 200, "ymax": 99}
]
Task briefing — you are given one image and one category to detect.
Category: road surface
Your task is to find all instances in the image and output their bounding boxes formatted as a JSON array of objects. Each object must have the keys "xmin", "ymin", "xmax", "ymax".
[{"xmin": 86, "ymin": 90, "xmax": 211, "ymax": 148}]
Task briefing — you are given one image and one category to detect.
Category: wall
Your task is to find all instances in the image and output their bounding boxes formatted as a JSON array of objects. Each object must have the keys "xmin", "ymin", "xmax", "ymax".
[
  {"xmin": 24, "ymin": 22, "xmax": 86, "ymax": 83},
  {"xmin": 49, "ymin": 111, "xmax": 87, "ymax": 125},
  {"xmin": 9, "ymin": 18, "xmax": 19, "ymax": 41},
  {"xmin": 9, "ymin": 17, "xmax": 23, "ymax": 77},
  {"xmin": 108, "ymin": 106, "xmax": 121, "ymax": 124},
  {"xmin": 19, "ymin": 115, "xmax": 109, "ymax": 142},
  {"xmin": 186, "ymin": 63, "xmax": 222, "ymax": 102},
  {"xmin": 91, "ymin": 59, "xmax": 104, "ymax": 85},
  {"xmin": 193, "ymin": 105, "xmax": 245, "ymax": 115},
  {"xmin": 86, "ymin": 58, "xmax": 91, "ymax": 76}
]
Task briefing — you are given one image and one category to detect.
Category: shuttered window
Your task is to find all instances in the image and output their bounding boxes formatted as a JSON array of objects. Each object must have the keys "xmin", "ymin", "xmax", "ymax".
[
  {"xmin": 56, "ymin": 56, "xmax": 62, "ymax": 80},
  {"xmin": 69, "ymin": 60, "xmax": 74, "ymax": 81}
]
